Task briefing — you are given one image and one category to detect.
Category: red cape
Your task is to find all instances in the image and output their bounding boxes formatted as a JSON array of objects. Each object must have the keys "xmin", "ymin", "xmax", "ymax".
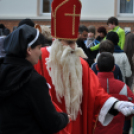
[{"xmin": 34, "ymin": 47, "xmax": 111, "ymax": 134}]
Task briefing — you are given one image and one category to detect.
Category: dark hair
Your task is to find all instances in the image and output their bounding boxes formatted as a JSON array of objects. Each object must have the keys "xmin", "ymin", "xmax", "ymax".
[
  {"xmin": 124, "ymin": 33, "xmax": 134, "ymax": 71},
  {"xmin": 31, "ymin": 33, "xmax": 46, "ymax": 49},
  {"xmin": 3, "ymin": 28, "xmax": 10, "ymax": 36},
  {"xmin": 98, "ymin": 52, "xmax": 114, "ymax": 72},
  {"xmin": 0, "ymin": 24, "xmax": 10, "ymax": 36},
  {"xmin": 106, "ymin": 31, "xmax": 119, "ymax": 45},
  {"xmin": 97, "ymin": 26, "xmax": 107, "ymax": 36},
  {"xmin": 0, "ymin": 24, "xmax": 6, "ymax": 29},
  {"xmin": 99, "ymin": 40, "xmax": 114, "ymax": 53},
  {"xmin": 18, "ymin": 18, "xmax": 35, "ymax": 27},
  {"xmin": 79, "ymin": 25, "xmax": 88, "ymax": 33},
  {"xmin": 0, "ymin": 28, "xmax": 10, "ymax": 36},
  {"xmin": 107, "ymin": 17, "xmax": 119, "ymax": 26}
]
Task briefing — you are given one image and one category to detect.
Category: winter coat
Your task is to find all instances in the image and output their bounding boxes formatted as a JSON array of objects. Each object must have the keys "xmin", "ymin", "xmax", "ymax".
[
  {"xmin": 94, "ymin": 72, "xmax": 134, "ymax": 134},
  {"xmin": 76, "ymin": 38, "xmax": 98, "ymax": 66},
  {"xmin": 0, "ymin": 57, "xmax": 69, "ymax": 134},
  {"xmin": 95, "ymin": 52, "xmax": 132, "ymax": 82}
]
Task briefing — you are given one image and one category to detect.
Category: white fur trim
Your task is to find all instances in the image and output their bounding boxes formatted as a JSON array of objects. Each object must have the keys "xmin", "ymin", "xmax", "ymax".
[
  {"xmin": 99, "ymin": 97, "xmax": 118, "ymax": 126},
  {"xmin": 27, "ymin": 29, "xmax": 39, "ymax": 48}
]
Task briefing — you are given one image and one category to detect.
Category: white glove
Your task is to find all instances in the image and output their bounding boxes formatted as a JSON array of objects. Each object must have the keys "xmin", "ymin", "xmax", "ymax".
[{"xmin": 114, "ymin": 101, "xmax": 134, "ymax": 116}]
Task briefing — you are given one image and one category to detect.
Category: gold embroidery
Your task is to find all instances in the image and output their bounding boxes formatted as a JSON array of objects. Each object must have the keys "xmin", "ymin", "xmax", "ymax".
[
  {"xmin": 65, "ymin": 5, "xmax": 80, "ymax": 35},
  {"xmin": 51, "ymin": 35, "xmax": 77, "ymax": 41},
  {"xmin": 93, "ymin": 116, "xmax": 98, "ymax": 134},
  {"xmin": 52, "ymin": 0, "xmax": 81, "ymax": 38},
  {"xmin": 53, "ymin": 0, "xmax": 69, "ymax": 37}
]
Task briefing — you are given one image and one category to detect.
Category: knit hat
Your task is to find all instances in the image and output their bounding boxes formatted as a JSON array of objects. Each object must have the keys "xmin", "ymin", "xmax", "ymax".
[
  {"xmin": 18, "ymin": 18, "xmax": 35, "ymax": 27},
  {"xmin": 88, "ymin": 25, "xmax": 96, "ymax": 35},
  {"xmin": 106, "ymin": 31, "xmax": 119, "ymax": 45}
]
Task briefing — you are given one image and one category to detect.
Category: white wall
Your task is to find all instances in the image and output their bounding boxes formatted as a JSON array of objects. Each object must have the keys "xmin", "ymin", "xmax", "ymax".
[
  {"xmin": 0, "ymin": 0, "xmax": 37, "ymax": 17},
  {"xmin": 81, "ymin": 0, "xmax": 115, "ymax": 20},
  {"xmin": 0, "ymin": 0, "xmax": 115, "ymax": 20}
]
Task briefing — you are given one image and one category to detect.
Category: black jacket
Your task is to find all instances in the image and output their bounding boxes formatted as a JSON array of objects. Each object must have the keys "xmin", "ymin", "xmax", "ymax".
[
  {"xmin": 0, "ymin": 57, "xmax": 68, "ymax": 134},
  {"xmin": 76, "ymin": 38, "xmax": 97, "ymax": 66}
]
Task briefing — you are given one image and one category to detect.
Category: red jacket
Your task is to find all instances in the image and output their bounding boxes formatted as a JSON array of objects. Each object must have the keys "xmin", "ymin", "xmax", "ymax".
[{"xmin": 94, "ymin": 72, "xmax": 134, "ymax": 134}]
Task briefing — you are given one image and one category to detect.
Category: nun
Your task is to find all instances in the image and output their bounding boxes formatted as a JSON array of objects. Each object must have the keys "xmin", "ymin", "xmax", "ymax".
[{"xmin": 0, "ymin": 25, "xmax": 69, "ymax": 134}]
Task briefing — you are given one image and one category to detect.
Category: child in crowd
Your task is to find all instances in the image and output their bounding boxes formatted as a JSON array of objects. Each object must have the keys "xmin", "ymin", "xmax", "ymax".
[
  {"xmin": 86, "ymin": 25, "xmax": 100, "ymax": 49},
  {"xmin": 96, "ymin": 26, "xmax": 107, "ymax": 42},
  {"xmin": 91, "ymin": 40, "xmax": 122, "ymax": 81},
  {"xmin": 94, "ymin": 52, "xmax": 134, "ymax": 134},
  {"xmin": 95, "ymin": 31, "xmax": 132, "ymax": 82},
  {"xmin": 107, "ymin": 16, "xmax": 125, "ymax": 50},
  {"xmin": 90, "ymin": 16, "xmax": 125, "ymax": 51},
  {"xmin": 85, "ymin": 25, "xmax": 100, "ymax": 66}
]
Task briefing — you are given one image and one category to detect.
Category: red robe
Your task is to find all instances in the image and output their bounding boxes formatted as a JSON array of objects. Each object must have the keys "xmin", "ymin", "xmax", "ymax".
[{"xmin": 34, "ymin": 47, "xmax": 111, "ymax": 134}]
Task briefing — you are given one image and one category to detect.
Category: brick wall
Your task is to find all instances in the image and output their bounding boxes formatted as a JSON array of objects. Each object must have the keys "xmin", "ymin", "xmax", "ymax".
[
  {"xmin": 0, "ymin": 20, "xmax": 51, "ymax": 32},
  {"xmin": 1, "ymin": 19, "xmax": 134, "ymax": 33}
]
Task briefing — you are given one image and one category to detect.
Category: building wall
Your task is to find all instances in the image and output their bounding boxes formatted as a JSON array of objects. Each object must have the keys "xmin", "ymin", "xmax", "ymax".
[
  {"xmin": 81, "ymin": 0, "xmax": 115, "ymax": 19},
  {"xmin": 0, "ymin": 0, "xmax": 134, "ymax": 33},
  {"xmin": 0, "ymin": 0, "xmax": 37, "ymax": 18},
  {"xmin": 0, "ymin": 0, "xmax": 115, "ymax": 20},
  {"xmin": 1, "ymin": 19, "xmax": 134, "ymax": 35}
]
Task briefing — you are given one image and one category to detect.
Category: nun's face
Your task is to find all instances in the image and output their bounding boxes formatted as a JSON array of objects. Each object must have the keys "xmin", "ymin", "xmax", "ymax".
[{"xmin": 26, "ymin": 44, "xmax": 42, "ymax": 65}]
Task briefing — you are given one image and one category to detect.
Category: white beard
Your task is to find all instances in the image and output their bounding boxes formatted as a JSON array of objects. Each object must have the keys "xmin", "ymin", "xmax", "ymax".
[{"xmin": 46, "ymin": 39, "xmax": 87, "ymax": 120}]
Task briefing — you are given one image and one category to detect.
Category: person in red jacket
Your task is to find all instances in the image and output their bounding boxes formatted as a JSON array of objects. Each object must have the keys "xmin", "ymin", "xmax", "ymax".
[{"xmin": 94, "ymin": 52, "xmax": 134, "ymax": 134}]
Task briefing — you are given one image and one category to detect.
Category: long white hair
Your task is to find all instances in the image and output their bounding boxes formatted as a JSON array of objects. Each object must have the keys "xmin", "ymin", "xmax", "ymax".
[{"xmin": 46, "ymin": 39, "xmax": 87, "ymax": 120}]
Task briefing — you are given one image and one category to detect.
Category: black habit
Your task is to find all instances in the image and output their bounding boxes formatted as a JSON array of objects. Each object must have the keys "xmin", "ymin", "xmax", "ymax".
[{"xmin": 0, "ymin": 25, "xmax": 69, "ymax": 134}]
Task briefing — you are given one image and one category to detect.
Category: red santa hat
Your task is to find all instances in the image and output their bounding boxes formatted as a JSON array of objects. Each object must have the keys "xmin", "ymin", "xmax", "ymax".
[{"xmin": 51, "ymin": 0, "xmax": 82, "ymax": 40}]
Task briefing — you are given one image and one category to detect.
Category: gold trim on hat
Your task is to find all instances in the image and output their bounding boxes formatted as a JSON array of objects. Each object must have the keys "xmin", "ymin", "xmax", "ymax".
[
  {"xmin": 52, "ymin": 0, "xmax": 82, "ymax": 39},
  {"xmin": 65, "ymin": 5, "xmax": 80, "ymax": 35},
  {"xmin": 52, "ymin": 0, "xmax": 69, "ymax": 37},
  {"xmin": 52, "ymin": 36, "xmax": 77, "ymax": 41}
]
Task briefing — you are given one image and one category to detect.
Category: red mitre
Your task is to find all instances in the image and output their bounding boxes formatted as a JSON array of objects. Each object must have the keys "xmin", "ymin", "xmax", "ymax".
[{"xmin": 51, "ymin": 0, "xmax": 82, "ymax": 40}]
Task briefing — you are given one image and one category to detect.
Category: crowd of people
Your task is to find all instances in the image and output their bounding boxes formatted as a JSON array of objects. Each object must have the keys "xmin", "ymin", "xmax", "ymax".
[
  {"xmin": 76, "ymin": 16, "xmax": 134, "ymax": 134},
  {"xmin": 0, "ymin": 0, "xmax": 134, "ymax": 134}
]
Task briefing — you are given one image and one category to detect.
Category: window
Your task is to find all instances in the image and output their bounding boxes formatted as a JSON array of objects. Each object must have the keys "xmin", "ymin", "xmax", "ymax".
[
  {"xmin": 40, "ymin": 0, "xmax": 53, "ymax": 14},
  {"xmin": 118, "ymin": 0, "xmax": 134, "ymax": 16}
]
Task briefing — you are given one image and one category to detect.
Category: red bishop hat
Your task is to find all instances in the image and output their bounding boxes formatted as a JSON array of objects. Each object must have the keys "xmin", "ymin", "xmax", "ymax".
[{"xmin": 51, "ymin": 0, "xmax": 82, "ymax": 40}]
